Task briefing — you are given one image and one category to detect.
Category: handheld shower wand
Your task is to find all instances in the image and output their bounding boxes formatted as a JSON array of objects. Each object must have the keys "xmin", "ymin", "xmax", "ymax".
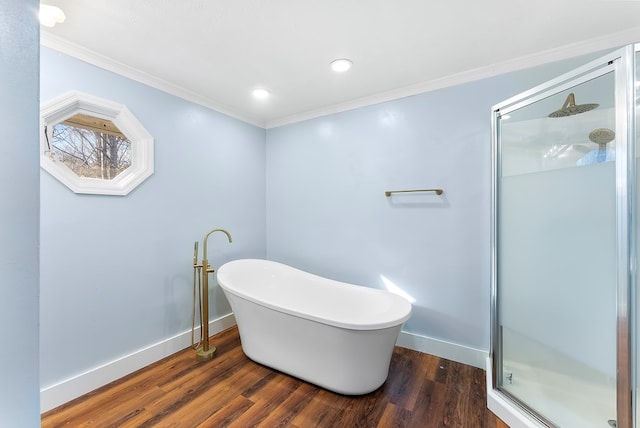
[
  {"xmin": 193, "ymin": 241, "xmax": 199, "ymax": 266},
  {"xmin": 191, "ymin": 241, "xmax": 202, "ymax": 352},
  {"xmin": 192, "ymin": 228, "xmax": 232, "ymax": 362}
]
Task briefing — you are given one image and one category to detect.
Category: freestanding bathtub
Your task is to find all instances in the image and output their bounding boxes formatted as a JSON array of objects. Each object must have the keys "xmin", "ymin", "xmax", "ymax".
[{"xmin": 216, "ymin": 259, "xmax": 412, "ymax": 395}]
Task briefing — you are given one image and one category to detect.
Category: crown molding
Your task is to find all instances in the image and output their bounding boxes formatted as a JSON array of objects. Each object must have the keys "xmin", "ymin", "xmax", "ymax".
[
  {"xmin": 40, "ymin": 32, "xmax": 265, "ymax": 128},
  {"xmin": 266, "ymin": 26, "xmax": 640, "ymax": 129},
  {"xmin": 42, "ymin": 27, "xmax": 640, "ymax": 131}
]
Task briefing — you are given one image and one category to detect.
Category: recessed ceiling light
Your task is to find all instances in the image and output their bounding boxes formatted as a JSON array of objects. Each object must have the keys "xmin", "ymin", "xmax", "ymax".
[
  {"xmin": 40, "ymin": 4, "xmax": 66, "ymax": 27},
  {"xmin": 330, "ymin": 59, "xmax": 353, "ymax": 73},
  {"xmin": 252, "ymin": 88, "xmax": 270, "ymax": 99}
]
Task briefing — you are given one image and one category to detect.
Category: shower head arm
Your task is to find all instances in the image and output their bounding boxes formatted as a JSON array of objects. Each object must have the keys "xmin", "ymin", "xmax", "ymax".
[{"xmin": 561, "ymin": 93, "xmax": 576, "ymax": 109}]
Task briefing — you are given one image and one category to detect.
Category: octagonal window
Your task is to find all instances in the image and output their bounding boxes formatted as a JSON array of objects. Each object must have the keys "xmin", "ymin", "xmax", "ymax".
[
  {"xmin": 51, "ymin": 114, "xmax": 132, "ymax": 180},
  {"xmin": 41, "ymin": 91, "xmax": 154, "ymax": 195}
]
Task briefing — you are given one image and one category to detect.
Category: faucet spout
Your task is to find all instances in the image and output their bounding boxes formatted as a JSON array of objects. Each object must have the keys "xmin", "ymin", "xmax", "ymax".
[{"xmin": 202, "ymin": 228, "xmax": 233, "ymax": 261}]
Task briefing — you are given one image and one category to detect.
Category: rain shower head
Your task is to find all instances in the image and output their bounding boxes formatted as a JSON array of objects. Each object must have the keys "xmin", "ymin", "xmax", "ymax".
[{"xmin": 548, "ymin": 93, "xmax": 599, "ymax": 118}]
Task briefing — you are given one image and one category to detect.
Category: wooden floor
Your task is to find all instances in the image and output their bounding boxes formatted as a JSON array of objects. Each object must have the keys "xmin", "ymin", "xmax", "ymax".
[{"xmin": 42, "ymin": 326, "xmax": 508, "ymax": 427}]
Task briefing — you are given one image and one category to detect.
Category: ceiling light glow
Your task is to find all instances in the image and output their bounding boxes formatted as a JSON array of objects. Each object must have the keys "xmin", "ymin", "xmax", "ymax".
[
  {"xmin": 330, "ymin": 59, "xmax": 353, "ymax": 73},
  {"xmin": 40, "ymin": 4, "xmax": 66, "ymax": 27},
  {"xmin": 252, "ymin": 88, "xmax": 270, "ymax": 99}
]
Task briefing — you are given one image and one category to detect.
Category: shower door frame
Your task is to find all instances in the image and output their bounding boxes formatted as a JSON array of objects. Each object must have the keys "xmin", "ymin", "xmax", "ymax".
[{"xmin": 490, "ymin": 44, "xmax": 636, "ymax": 428}]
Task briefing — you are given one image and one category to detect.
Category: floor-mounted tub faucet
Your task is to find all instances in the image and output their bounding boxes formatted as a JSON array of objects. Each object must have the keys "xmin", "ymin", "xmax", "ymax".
[{"xmin": 192, "ymin": 228, "xmax": 232, "ymax": 362}]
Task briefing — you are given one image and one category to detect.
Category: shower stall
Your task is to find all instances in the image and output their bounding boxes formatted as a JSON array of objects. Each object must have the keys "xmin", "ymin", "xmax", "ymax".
[{"xmin": 489, "ymin": 44, "xmax": 639, "ymax": 427}]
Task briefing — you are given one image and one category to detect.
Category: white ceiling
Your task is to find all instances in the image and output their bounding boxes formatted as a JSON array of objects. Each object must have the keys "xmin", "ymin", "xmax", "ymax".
[{"xmin": 40, "ymin": 0, "xmax": 640, "ymax": 128}]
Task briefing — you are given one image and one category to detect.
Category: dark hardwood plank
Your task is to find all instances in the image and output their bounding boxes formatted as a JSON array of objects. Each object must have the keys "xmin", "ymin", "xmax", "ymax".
[
  {"xmin": 415, "ymin": 378, "xmax": 448, "ymax": 427},
  {"xmin": 441, "ymin": 359, "xmax": 470, "ymax": 427},
  {"xmin": 41, "ymin": 326, "xmax": 509, "ymax": 427},
  {"xmin": 229, "ymin": 373, "xmax": 303, "ymax": 427},
  {"xmin": 377, "ymin": 403, "xmax": 414, "ymax": 427},
  {"xmin": 252, "ymin": 381, "xmax": 319, "ymax": 428},
  {"xmin": 386, "ymin": 346, "xmax": 430, "ymax": 411}
]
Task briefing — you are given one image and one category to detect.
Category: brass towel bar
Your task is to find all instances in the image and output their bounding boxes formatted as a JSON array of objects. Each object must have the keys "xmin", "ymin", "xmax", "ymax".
[{"xmin": 385, "ymin": 188, "xmax": 444, "ymax": 197}]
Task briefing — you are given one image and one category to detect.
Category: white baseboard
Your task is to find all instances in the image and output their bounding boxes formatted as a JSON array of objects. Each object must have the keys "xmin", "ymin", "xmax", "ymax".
[
  {"xmin": 40, "ymin": 313, "xmax": 236, "ymax": 413},
  {"xmin": 42, "ymin": 320, "xmax": 486, "ymax": 413},
  {"xmin": 396, "ymin": 330, "xmax": 488, "ymax": 369}
]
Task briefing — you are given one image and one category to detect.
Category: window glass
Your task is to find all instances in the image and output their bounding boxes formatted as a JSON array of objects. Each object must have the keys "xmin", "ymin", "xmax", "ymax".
[{"xmin": 51, "ymin": 115, "xmax": 131, "ymax": 180}]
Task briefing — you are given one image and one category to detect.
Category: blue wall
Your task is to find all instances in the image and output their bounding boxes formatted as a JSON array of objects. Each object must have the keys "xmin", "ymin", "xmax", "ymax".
[
  {"xmin": 40, "ymin": 48, "xmax": 266, "ymax": 388},
  {"xmin": 0, "ymin": 0, "xmax": 40, "ymax": 425},
  {"xmin": 265, "ymin": 55, "xmax": 602, "ymax": 351}
]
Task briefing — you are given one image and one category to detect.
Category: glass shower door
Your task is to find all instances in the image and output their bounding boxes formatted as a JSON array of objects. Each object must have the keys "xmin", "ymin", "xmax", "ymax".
[{"xmin": 495, "ymin": 68, "xmax": 619, "ymax": 427}]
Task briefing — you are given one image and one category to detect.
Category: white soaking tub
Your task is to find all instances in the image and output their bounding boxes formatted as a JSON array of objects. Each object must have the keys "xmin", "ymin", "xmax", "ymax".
[{"xmin": 216, "ymin": 259, "xmax": 412, "ymax": 395}]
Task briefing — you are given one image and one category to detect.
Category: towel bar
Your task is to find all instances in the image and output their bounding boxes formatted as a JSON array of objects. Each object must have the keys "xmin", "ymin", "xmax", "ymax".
[{"xmin": 384, "ymin": 189, "xmax": 443, "ymax": 197}]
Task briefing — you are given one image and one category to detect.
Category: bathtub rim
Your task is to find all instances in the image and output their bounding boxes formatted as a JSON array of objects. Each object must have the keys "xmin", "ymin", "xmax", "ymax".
[{"xmin": 217, "ymin": 258, "xmax": 412, "ymax": 331}]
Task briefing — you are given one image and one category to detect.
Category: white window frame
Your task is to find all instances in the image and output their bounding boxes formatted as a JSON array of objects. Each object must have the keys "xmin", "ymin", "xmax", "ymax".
[{"xmin": 40, "ymin": 91, "xmax": 154, "ymax": 195}]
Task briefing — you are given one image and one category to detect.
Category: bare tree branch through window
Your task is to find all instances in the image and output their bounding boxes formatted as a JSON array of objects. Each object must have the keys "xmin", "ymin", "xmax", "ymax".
[{"xmin": 52, "ymin": 123, "xmax": 131, "ymax": 180}]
